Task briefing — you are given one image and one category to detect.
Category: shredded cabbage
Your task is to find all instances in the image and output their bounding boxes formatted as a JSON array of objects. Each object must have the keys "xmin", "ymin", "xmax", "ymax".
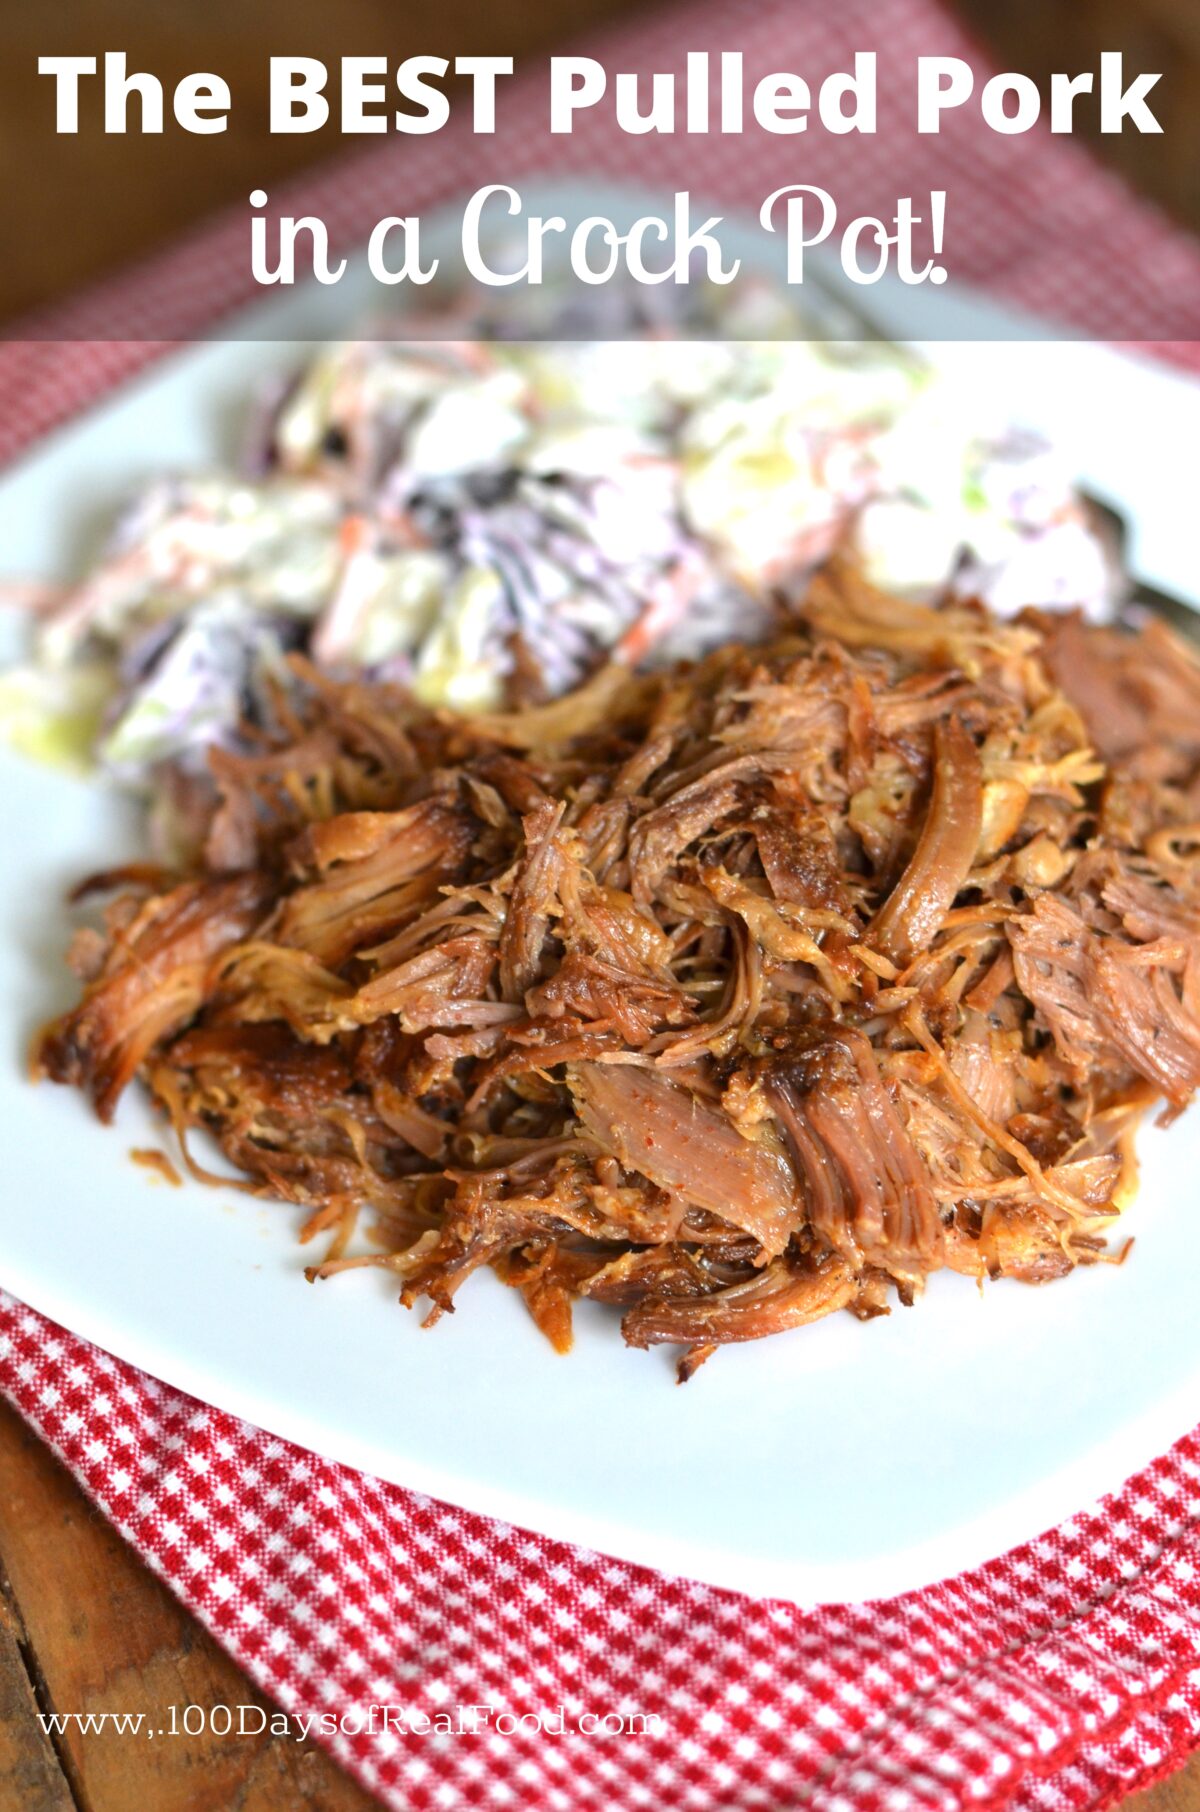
[{"xmin": 0, "ymin": 295, "xmax": 1117, "ymax": 792}]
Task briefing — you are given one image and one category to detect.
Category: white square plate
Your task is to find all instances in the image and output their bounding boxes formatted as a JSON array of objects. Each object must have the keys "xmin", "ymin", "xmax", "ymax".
[{"xmin": 2, "ymin": 186, "xmax": 1199, "ymax": 1603}]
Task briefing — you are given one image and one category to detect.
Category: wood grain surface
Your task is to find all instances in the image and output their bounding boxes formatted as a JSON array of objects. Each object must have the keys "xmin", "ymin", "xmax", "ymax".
[
  {"xmin": 2, "ymin": 2, "xmax": 1199, "ymax": 1807},
  {"xmin": 0, "ymin": 1399, "xmax": 376, "ymax": 1811},
  {"xmin": 952, "ymin": 0, "xmax": 1200, "ymax": 232}
]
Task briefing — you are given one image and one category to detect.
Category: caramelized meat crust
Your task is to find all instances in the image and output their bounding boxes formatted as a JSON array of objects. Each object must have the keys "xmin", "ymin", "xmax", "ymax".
[{"xmin": 36, "ymin": 567, "xmax": 1200, "ymax": 1373}]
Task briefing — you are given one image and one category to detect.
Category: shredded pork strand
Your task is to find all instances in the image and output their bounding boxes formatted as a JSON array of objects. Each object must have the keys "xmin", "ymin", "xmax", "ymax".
[{"xmin": 34, "ymin": 564, "xmax": 1200, "ymax": 1375}]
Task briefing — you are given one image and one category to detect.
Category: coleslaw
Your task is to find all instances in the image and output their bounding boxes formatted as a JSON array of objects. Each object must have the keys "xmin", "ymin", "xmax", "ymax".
[{"xmin": 0, "ymin": 297, "xmax": 1114, "ymax": 802}]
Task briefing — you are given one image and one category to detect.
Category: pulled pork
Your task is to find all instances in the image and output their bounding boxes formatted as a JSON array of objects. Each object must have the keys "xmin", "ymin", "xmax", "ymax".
[{"xmin": 35, "ymin": 566, "xmax": 1200, "ymax": 1374}]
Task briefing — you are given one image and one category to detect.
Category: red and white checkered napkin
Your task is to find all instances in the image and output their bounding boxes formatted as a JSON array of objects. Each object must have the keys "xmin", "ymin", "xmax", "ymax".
[
  {"xmin": 4, "ymin": 1287, "xmax": 1200, "ymax": 1812},
  {"xmin": 4, "ymin": 1, "xmax": 1200, "ymax": 1806},
  {"xmin": 2, "ymin": 0, "xmax": 1200, "ymax": 459}
]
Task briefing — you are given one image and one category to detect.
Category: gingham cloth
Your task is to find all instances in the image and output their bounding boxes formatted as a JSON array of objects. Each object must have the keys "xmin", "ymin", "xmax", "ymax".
[
  {"xmin": 3, "ymin": 2, "xmax": 1200, "ymax": 1808},
  {"xmin": 3, "ymin": 0, "xmax": 1200, "ymax": 457}
]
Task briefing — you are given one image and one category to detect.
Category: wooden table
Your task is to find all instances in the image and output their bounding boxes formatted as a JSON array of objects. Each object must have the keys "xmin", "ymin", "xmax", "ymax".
[
  {"xmin": 3, "ymin": 1, "xmax": 1200, "ymax": 1805},
  {"xmin": 0, "ymin": 1398, "xmax": 377, "ymax": 1811}
]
